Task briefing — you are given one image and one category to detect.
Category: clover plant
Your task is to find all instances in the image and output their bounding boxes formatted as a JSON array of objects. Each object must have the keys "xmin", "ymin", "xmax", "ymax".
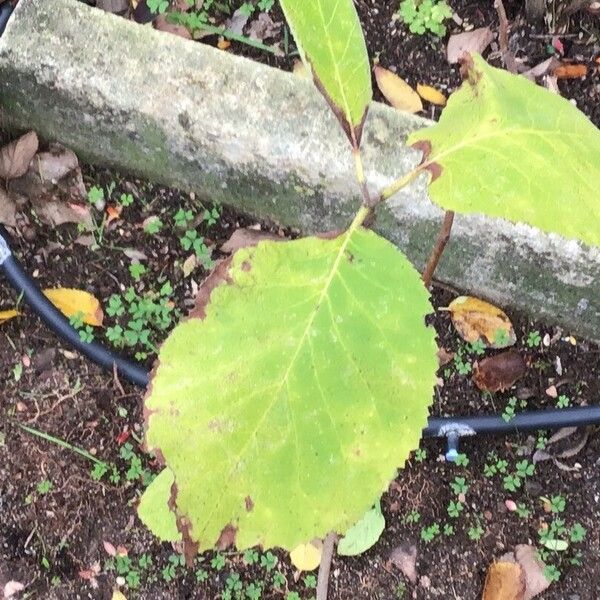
[{"xmin": 136, "ymin": 0, "xmax": 600, "ymax": 575}]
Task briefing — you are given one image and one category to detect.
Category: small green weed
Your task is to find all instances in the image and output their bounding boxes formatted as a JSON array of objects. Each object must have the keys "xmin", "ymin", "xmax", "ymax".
[{"xmin": 398, "ymin": 0, "xmax": 452, "ymax": 36}]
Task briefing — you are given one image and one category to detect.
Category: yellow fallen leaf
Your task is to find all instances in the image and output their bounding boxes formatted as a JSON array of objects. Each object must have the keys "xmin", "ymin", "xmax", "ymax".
[
  {"xmin": 0, "ymin": 309, "xmax": 20, "ymax": 324},
  {"xmin": 217, "ymin": 37, "xmax": 231, "ymax": 50},
  {"xmin": 447, "ymin": 296, "xmax": 516, "ymax": 349},
  {"xmin": 482, "ymin": 561, "xmax": 525, "ymax": 600},
  {"xmin": 416, "ymin": 83, "xmax": 447, "ymax": 106},
  {"xmin": 43, "ymin": 288, "xmax": 104, "ymax": 326},
  {"xmin": 111, "ymin": 591, "xmax": 128, "ymax": 600},
  {"xmin": 290, "ymin": 541, "xmax": 322, "ymax": 571},
  {"xmin": 374, "ymin": 65, "xmax": 422, "ymax": 113}
]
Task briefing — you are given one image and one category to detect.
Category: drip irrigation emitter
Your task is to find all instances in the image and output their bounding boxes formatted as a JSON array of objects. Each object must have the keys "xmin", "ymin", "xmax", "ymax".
[{"xmin": 2, "ymin": 225, "xmax": 599, "ymax": 460}]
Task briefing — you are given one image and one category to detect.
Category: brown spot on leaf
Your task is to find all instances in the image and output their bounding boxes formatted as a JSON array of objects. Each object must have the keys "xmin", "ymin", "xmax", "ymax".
[
  {"xmin": 189, "ymin": 257, "xmax": 233, "ymax": 320},
  {"xmin": 217, "ymin": 524, "xmax": 237, "ymax": 550},
  {"xmin": 168, "ymin": 481, "xmax": 199, "ymax": 566},
  {"xmin": 241, "ymin": 260, "xmax": 252, "ymax": 272},
  {"xmin": 410, "ymin": 140, "xmax": 443, "ymax": 183},
  {"xmin": 459, "ymin": 53, "xmax": 482, "ymax": 88},
  {"xmin": 245, "ymin": 496, "xmax": 254, "ymax": 512}
]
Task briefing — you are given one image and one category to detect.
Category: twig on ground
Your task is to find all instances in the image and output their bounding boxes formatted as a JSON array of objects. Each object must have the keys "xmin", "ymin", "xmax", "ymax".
[
  {"xmin": 494, "ymin": 0, "xmax": 518, "ymax": 73},
  {"xmin": 422, "ymin": 211, "xmax": 455, "ymax": 288},
  {"xmin": 316, "ymin": 532, "xmax": 338, "ymax": 600}
]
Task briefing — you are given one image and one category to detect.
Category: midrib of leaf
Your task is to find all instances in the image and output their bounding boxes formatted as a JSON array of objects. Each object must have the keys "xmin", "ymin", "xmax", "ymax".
[{"xmin": 193, "ymin": 205, "xmax": 371, "ymax": 539}]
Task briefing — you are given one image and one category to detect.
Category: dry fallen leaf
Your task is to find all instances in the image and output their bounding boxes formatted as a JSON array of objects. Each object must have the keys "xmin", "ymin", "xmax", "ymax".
[
  {"xmin": 111, "ymin": 591, "xmax": 128, "ymax": 600},
  {"xmin": 290, "ymin": 541, "xmax": 322, "ymax": 571},
  {"xmin": 514, "ymin": 545, "xmax": 550, "ymax": 599},
  {"xmin": 447, "ymin": 27, "xmax": 494, "ymax": 64},
  {"xmin": 247, "ymin": 12, "xmax": 281, "ymax": 42},
  {"xmin": 389, "ymin": 542, "xmax": 418, "ymax": 584},
  {"xmin": 473, "ymin": 349, "xmax": 527, "ymax": 392},
  {"xmin": 0, "ymin": 309, "xmax": 20, "ymax": 325},
  {"xmin": 43, "ymin": 288, "xmax": 104, "ymax": 326},
  {"xmin": 220, "ymin": 228, "xmax": 281, "ymax": 253},
  {"xmin": 182, "ymin": 254, "xmax": 197, "ymax": 277},
  {"xmin": 447, "ymin": 296, "xmax": 516, "ymax": 348},
  {"xmin": 416, "ymin": 84, "xmax": 447, "ymax": 106},
  {"xmin": 374, "ymin": 66, "xmax": 422, "ymax": 113},
  {"xmin": 0, "ymin": 131, "xmax": 39, "ymax": 181},
  {"xmin": 437, "ymin": 347, "xmax": 455, "ymax": 366},
  {"xmin": 552, "ymin": 63, "xmax": 588, "ymax": 79},
  {"xmin": 0, "ymin": 188, "xmax": 17, "ymax": 227},
  {"xmin": 154, "ymin": 15, "xmax": 192, "ymax": 39},
  {"xmin": 217, "ymin": 37, "xmax": 231, "ymax": 50},
  {"xmin": 522, "ymin": 57, "xmax": 560, "ymax": 81},
  {"xmin": 482, "ymin": 561, "xmax": 525, "ymax": 600}
]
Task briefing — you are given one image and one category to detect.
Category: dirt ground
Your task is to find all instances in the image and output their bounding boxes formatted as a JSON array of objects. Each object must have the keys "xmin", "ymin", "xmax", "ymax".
[{"xmin": 1, "ymin": 0, "xmax": 599, "ymax": 598}]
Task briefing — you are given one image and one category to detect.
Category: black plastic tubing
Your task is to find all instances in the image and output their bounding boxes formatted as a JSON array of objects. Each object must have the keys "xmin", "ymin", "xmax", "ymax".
[
  {"xmin": 0, "ymin": 227, "xmax": 149, "ymax": 387},
  {"xmin": 0, "ymin": 2, "xmax": 14, "ymax": 37},
  {"xmin": 2, "ymin": 229, "xmax": 600, "ymax": 439}
]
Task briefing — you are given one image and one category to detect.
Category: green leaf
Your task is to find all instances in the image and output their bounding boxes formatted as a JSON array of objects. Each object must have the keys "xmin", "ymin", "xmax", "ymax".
[
  {"xmin": 138, "ymin": 468, "xmax": 181, "ymax": 542},
  {"xmin": 337, "ymin": 500, "xmax": 385, "ymax": 556},
  {"xmin": 279, "ymin": 0, "xmax": 372, "ymax": 148},
  {"xmin": 409, "ymin": 53, "xmax": 600, "ymax": 248},
  {"xmin": 542, "ymin": 539, "xmax": 569, "ymax": 552},
  {"xmin": 145, "ymin": 225, "xmax": 437, "ymax": 552}
]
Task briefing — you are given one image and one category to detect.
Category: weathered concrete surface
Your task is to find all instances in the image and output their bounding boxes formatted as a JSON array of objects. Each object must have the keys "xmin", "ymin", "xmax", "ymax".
[{"xmin": 1, "ymin": 0, "xmax": 598, "ymax": 339}]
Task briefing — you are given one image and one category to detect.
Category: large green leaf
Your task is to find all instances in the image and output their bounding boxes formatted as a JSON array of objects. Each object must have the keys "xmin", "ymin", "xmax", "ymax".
[
  {"xmin": 409, "ymin": 53, "xmax": 600, "ymax": 248},
  {"xmin": 279, "ymin": 0, "xmax": 372, "ymax": 148},
  {"xmin": 144, "ymin": 227, "xmax": 437, "ymax": 552}
]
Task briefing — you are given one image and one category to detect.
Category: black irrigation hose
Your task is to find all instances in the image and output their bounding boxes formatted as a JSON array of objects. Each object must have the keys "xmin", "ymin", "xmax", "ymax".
[
  {"xmin": 0, "ymin": 2, "xmax": 14, "ymax": 37},
  {"xmin": 0, "ymin": 227, "xmax": 149, "ymax": 387},
  {"xmin": 2, "ymin": 226, "xmax": 599, "ymax": 449}
]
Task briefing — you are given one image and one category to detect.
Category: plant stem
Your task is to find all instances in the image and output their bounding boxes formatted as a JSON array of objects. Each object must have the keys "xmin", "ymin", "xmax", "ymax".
[
  {"xmin": 352, "ymin": 148, "xmax": 373, "ymax": 207},
  {"xmin": 316, "ymin": 532, "xmax": 337, "ymax": 600},
  {"xmin": 422, "ymin": 210, "xmax": 455, "ymax": 288},
  {"xmin": 379, "ymin": 167, "xmax": 421, "ymax": 203},
  {"xmin": 15, "ymin": 422, "xmax": 108, "ymax": 466}
]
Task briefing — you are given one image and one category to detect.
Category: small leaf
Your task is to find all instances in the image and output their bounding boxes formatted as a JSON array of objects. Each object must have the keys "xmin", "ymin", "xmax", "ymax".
[
  {"xmin": 482, "ymin": 561, "xmax": 525, "ymax": 600},
  {"xmin": 409, "ymin": 53, "xmax": 600, "ymax": 248},
  {"xmin": 111, "ymin": 591, "xmax": 128, "ymax": 600},
  {"xmin": 374, "ymin": 66, "xmax": 422, "ymax": 113},
  {"xmin": 43, "ymin": 288, "xmax": 104, "ymax": 326},
  {"xmin": 0, "ymin": 309, "xmax": 21, "ymax": 325},
  {"xmin": 290, "ymin": 541, "xmax": 322, "ymax": 571},
  {"xmin": 0, "ymin": 131, "xmax": 39, "ymax": 180},
  {"xmin": 473, "ymin": 350, "xmax": 527, "ymax": 392},
  {"xmin": 541, "ymin": 539, "xmax": 568, "ymax": 551},
  {"xmin": 337, "ymin": 501, "xmax": 385, "ymax": 556},
  {"xmin": 447, "ymin": 296, "xmax": 516, "ymax": 348},
  {"xmin": 279, "ymin": 0, "xmax": 372, "ymax": 148},
  {"xmin": 138, "ymin": 468, "xmax": 182, "ymax": 542},
  {"xmin": 416, "ymin": 84, "xmax": 447, "ymax": 106}
]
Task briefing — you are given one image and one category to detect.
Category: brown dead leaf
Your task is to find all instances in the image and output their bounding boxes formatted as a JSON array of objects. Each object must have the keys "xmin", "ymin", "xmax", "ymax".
[
  {"xmin": 247, "ymin": 12, "xmax": 281, "ymax": 41},
  {"xmin": 154, "ymin": 15, "xmax": 192, "ymax": 39},
  {"xmin": 437, "ymin": 347, "xmax": 455, "ymax": 366},
  {"xmin": 447, "ymin": 296, "xmax": 516, "ymax": 348},
  {"xmin": 552, "ymin": 63, "xmax": 588, "ymax": 79},
  {"xmin": 96, "ymin": 0, "xmax": 129, "ymax": 13},
  {"xmin": 220, "ymin": 228, "xmax": 282, "ymax": 253},
  {"xmin": 482, "ymin": 561, "xmax": 525, "ymax": 600},
  {"xmin": 0, "ymin": 188, "xmax": 17, "ymax": 227},
  {"xmin": 522, "ymin": 57, "xmax": 560, "ymax": 81},
  {"xmin": 473, "ymin": 350, "xmax": 527, "ymax": 392},
  {"xmin": 447, "ymin": 27, "xmax": 494, "ymax": 64},
  {"xmin": 514, "ymin": 545, "xmax": 550, "ymax": 599},
  {"xmin": 225, "ymin": 7, "xmax": 250, "ymax": 35},
  {"xmin": 34, "ymin": 144, "xmax": 79, "ymax": 183},
  {"xmin": 374, "ymin": 66, "xmax": 422, "ymax": 113},
  {"xmin": 389, "ymin": 542, "xmax": 418, "ymax": 584},
  {"xmin": 0, "ymin": 131, "xmax": 38, "ymax": 181}
]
